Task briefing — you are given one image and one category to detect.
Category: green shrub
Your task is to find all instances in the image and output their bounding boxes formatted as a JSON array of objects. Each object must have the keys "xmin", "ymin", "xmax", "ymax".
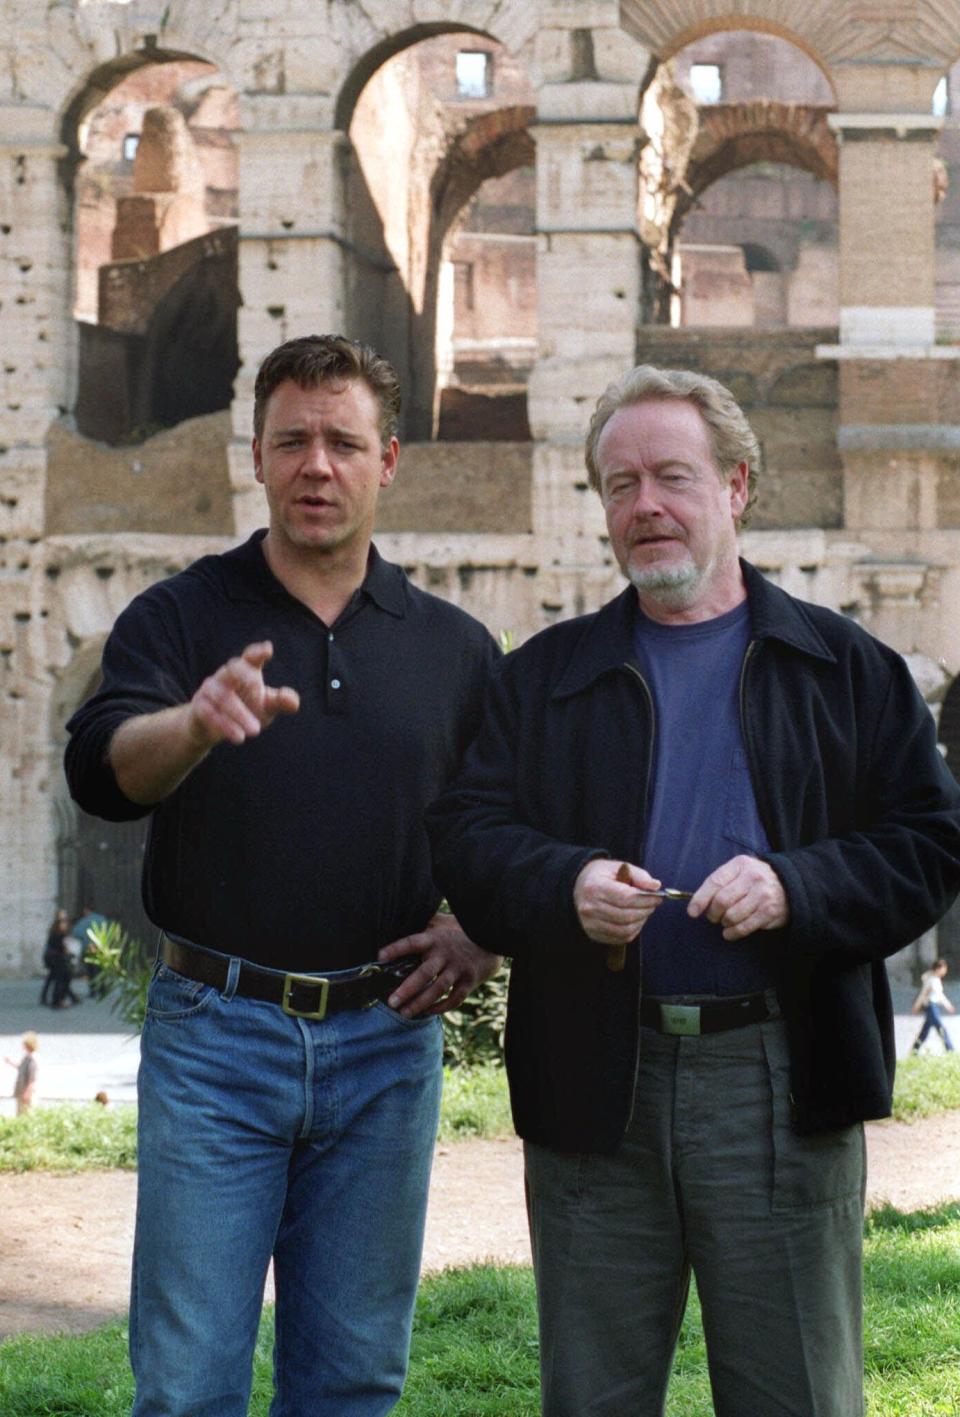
[
  {"xmin": 441, "ymin": 965, "xmax": 509, "ymax": 1068},
  {"xmin": 85, "ymin": 920, "xmax": 152, "ymax": 1030}
]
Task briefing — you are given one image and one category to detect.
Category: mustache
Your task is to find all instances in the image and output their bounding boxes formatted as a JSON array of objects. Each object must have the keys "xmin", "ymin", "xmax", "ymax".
[{"xmin": 628, "ymin": 523, "xmax": 685, "ymax": 545}]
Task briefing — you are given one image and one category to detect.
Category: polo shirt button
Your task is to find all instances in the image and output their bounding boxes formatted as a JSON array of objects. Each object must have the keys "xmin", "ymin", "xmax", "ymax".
[{"xmin": 331, "ymin": 679, "xmax": 341, "ymax": 689}]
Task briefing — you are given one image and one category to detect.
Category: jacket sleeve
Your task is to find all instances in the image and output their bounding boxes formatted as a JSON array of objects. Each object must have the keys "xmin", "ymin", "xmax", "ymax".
[
  {"xmin": 766, "ymin": 654, "xmax": 960, "ymax": 963},
  {"xmin": 427, "ymin": 657, "xmax": 604, "ymax": 959},
  {"xmin": 63, "ymin": 589, "xmax": 194, "ymax": 822}
]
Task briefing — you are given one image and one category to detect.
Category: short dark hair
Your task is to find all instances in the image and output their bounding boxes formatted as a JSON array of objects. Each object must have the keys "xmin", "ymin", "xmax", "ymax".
[{"xmin": 253, "ymin": 334, "xmax": 401, "ymax": 447}]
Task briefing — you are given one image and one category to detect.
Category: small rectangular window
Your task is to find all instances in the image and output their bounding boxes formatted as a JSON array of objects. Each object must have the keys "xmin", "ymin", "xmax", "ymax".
[
  {"xmin": 689, "ymin": 64, "xmax": 723, "ymax": 105},
  {"xmin": 456, "ymin": 51, "xmax": 491, "ymax": 99},
  {"xmin": 122, "ymin": 133, "xmax": 140, "ymax": 162}
]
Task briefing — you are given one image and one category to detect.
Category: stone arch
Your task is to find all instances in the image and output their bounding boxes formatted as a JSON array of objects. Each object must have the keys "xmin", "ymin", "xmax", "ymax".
[
  {"xmin": 336, "ymin": 22, "xmax": 492, "ymax": 131},
  {"xmin": 431, "ymin": 106, "xmax": 536, "ymax": 244},
  {"xmin": 58, "ymin": 47, "xmax": 242, "ymax": 442},
  {"xmin": 425, "ymin": 105, "xmax": 536, "ymax": 439},
  {"xmin": 58, "ymin": 47, "xmax": 222, "ymax": 205},
  {"xmin": 339, "ymin": 28, "xmax": 537, "ymax": 439},
  {"xmin": 618, "ymin": 0, "xmax": 960, "ymax": 73},
  {"xmin": 672, "ymin": 100, "xmax": 837, "ymax": 235},
  {"xmin": 332, "ymin": 2, "xmax": 539, "ymax": 129}
]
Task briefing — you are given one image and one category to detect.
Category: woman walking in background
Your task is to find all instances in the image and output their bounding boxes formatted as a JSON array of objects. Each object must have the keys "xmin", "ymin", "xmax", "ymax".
[{"xmin": 911, "ymin": 959, "xmax": 956, "ymax": 1054}]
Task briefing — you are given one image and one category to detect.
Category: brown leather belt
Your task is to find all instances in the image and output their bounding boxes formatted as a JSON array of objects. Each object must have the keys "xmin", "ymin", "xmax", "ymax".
[
  {"xmin": 160, "ymin": 933, "xmax": 420, "ymax": 1021},
  {"xmin": 640, "ymin": 991, "xmax": 778, "ymax": 1038}
]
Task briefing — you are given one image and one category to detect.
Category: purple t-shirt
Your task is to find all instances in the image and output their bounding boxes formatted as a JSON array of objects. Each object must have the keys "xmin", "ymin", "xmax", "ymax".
[{"xmin": 632, "ymin": 599, "xmax": 778, "ymax": 997}]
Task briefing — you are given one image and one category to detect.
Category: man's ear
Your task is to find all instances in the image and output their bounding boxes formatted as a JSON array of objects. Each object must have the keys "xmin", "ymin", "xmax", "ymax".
[
  {"xmin": 380, "ymin": 436, "xmax": 400, "ymax": 488},
  {"xmin": 728, "ymin": 461, "xmax": 749, "ymax": 520}
]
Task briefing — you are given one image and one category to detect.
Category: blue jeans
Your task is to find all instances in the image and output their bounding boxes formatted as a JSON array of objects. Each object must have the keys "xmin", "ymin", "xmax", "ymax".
[
  {"xmin": 915, "ymin": 1002, "xmax": 956, "ymax": 1051},
  {"xmin": 130, "ymin": 959, "xmax": 443, "ymax": 1417}
]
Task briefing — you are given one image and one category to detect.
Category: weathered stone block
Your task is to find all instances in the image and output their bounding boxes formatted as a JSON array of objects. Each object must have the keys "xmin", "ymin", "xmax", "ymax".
[
  {"xmin": 591, "ymin": 29, "xmax": 651, "ymax": 84},
  {"xmin": 537, "ymin": 81, "xmax": 642, "ymax": 124},
  {"xmin": 541, "ymin": 1, "xmax": 621, "ymax": 28},
  {"xmin": 239, "ymin": 130, "xmax": 344, "ymax": 234},
  {"xmin": 536, "ymin": 124, "xmax": 640, "ymax": 230},
  {"xmin": 376, "ymin": 442, "xmax": 533, "ymax": 534},
  {"xmin": 843, "ymin": 450, "xmax": 940, "ymax": 531},
  {"xmin": 532, "ymin": 441, "xmax": 606, "ymax": 539}
]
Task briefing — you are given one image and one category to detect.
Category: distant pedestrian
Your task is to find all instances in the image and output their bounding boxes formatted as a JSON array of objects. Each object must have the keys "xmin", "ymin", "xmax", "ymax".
[
  {"xmin": 48, "ymin": 909, "xmax": 83, "ymax": 1010},
  {"xmin": 40, "ymin": 906, "xmax": 80, "ymax": 1008},
  {"xmin": 5, "ymin": 1032, "xmax": 38, "ymax": 1115},
  {"xmin": 71, "ymin": 905, "xmax": 108, "ymax": 997},
  {"xmin": 39, "ymin": 907, "xmax": 71, "ymax": 1006},
  {"xmin": 911, "ymin": 959, "xmax": 956, "ymax": 1053}
]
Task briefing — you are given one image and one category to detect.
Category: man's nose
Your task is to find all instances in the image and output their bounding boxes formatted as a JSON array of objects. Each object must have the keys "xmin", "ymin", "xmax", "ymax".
[
  {"xmin": 301, "ymin": 439, "xmax": 332, "ymax": 475},
  {"xmin": 629, "ymin": 476, "xmax": 664, "ymax": 516}
]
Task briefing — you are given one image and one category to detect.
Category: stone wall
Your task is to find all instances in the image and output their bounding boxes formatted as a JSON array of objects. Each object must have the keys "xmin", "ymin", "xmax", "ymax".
[
  {"xmin": 45, "ymin": 411, "xmax": 233, "ymax": 537},
  {"xmin": 633, "ymin": 328, "xmax": 843, "ymax": 529},
  {"xmin": 2, "ymin": 0, "xmax": 960, "ymax": 976}
]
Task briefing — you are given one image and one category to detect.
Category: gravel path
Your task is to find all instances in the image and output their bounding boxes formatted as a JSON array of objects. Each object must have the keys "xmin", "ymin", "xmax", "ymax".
[{"xmin": 2, "ymin": 1114, "xmax": 959, "ymax": 1340}]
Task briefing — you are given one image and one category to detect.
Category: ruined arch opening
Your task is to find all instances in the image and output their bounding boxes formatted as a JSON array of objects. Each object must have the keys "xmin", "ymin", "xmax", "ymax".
[
  {"xmin": 339, "ymin": 29, "xmax": 536, "ymax": 442},
  {"xmin": 62, "ymin": 52, "xmax": 241, "ymax": 447},
  {"xmin": 639, "ymin": 31, "xmax": 837, "ymax": 329},
  {"xmin": 52, "ymin": 648, "xmax": 154, "ymax": 948}
]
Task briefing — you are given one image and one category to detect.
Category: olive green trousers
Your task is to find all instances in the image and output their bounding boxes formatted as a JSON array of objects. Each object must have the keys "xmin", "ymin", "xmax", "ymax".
[{"xmin": 524, "ymin": 1020, "xmax": 865, "ymax": 1416}]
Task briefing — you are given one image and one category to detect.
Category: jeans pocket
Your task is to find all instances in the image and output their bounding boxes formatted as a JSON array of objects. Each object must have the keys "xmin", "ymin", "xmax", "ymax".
[
  {"xmin": 370, "ymin": 1000, "xmax": 440, "ymax": 1031},
  {"xmin": 145, "ymin": 962, "xmax": 215, "ymax": 1020},
  {"xmin": 762, "ymin": 1025, "xmax": 865, "ymax": 1214}
]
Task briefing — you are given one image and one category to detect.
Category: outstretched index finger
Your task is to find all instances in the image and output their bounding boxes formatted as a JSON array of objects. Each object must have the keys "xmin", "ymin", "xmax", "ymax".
[{"xmin": 241, "ymin": 640, "xmax": 273, "ymax": 670}]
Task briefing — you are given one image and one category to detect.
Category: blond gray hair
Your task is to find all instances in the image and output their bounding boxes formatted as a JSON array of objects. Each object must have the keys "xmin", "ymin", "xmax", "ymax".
[{"xmin": 585, "ymin": 365, "xmax": 760, "ymax": 525}]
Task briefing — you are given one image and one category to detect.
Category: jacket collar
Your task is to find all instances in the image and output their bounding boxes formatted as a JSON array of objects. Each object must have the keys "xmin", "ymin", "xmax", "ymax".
[
  {"xmin": 551, "ymin": 558, "xmax": 836, "ymax": 701},
  {"xmin": 220, "ymin": 531, "xmax": 406, "ymax": 617}
]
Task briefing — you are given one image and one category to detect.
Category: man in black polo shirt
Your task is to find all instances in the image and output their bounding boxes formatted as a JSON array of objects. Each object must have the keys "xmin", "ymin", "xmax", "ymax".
[{"xmin": 65, "ymin": 334, "xmax": 500, "ymax": 1417}]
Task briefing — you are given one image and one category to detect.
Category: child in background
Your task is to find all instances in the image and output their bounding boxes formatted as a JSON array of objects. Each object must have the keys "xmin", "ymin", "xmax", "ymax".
[{"xmin": 4, "ymin": 1031, "xmax": 39, "ymax": 1114}]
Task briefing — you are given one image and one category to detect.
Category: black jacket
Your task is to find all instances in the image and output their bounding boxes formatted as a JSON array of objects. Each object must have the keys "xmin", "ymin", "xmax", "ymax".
[{"xmin": 428, "ymin": 561, "xmax": 960, "ymax": 1149}]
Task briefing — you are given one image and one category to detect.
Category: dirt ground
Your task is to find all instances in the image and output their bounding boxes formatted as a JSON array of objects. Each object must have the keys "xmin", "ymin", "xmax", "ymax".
[{"xmin": 2, "ymin": 1119, "xmax": 959, "ymax": 1340}]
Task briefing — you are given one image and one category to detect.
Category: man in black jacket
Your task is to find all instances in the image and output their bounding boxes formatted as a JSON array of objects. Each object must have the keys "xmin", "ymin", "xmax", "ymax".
[{"xmin": 428, "ymin": 365, "xmax": 960, "ymax": 1416}]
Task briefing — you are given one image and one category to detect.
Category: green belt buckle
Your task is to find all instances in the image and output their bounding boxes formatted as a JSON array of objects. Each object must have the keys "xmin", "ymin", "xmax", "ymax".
[
  {"xmin": 282, "ymin": 973, "xmax": 330, "ymax": 1020},
  {"xmin": 659, "ymin": 1003, "xmax": 701, "ymax": 1036}
]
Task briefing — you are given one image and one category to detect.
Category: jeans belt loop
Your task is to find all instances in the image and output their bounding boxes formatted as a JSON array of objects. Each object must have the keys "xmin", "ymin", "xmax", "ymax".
[{"xmin": 221, "ymin": 955, "xmax": 241, "ymax": 1003}]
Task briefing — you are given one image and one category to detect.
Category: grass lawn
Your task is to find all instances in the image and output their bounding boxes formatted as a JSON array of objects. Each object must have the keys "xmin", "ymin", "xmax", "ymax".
[
  {"xmin": 2, "ymin": 1054, "xmax": 959, "ymax": 1174},
  {"xmin": 1, "ymin": 1202, "xmax": 959, "ymax": 1414}
]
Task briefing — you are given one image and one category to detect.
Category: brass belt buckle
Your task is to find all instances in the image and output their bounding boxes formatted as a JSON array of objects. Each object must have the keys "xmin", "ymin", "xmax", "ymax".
[
  {"xmin": 659, "ymin": 1003, "xmax": 701, "ymax": 1037},
  {"xmin": 282, "ymin": 973, "xmax": 330, "ymax": 1020}
]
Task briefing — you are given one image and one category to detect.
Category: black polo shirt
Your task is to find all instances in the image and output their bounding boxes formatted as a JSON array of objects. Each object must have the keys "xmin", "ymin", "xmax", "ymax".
[{"xmin": 65, "ymin": 531, "xmax": 499, "ymax": 971}]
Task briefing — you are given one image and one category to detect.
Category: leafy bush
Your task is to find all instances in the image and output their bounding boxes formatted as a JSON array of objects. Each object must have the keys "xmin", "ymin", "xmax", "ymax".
[
  {"xmin": 85, "ymin": 920, "xmax": 152, "ymax": 1030},
  {"xmin": 439, "ymin": 1063, "xmax": 512, "ymax": 1139},
  {"xmin": 0, "ymin": 1103, "xmax": 137, "ymax": 1172},
  {"xmin": 441, "ymin": 965, "xmax": 509, "ymax": 1069}
]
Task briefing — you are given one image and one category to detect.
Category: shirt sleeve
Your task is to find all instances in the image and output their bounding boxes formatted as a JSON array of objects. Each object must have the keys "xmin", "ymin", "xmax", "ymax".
[
  {"xmin": 64, "ymin": 587, "xmax": 195, "ymax": 821},
  {"xmin": 765, "ymin": 653, "xmax": 960, "ymax": 962}
]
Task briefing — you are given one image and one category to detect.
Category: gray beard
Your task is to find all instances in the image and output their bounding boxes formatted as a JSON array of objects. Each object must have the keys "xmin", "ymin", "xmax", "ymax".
[{"xmin": 627, "ymin": 559, "xmax": 703, "ymax": 610}]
